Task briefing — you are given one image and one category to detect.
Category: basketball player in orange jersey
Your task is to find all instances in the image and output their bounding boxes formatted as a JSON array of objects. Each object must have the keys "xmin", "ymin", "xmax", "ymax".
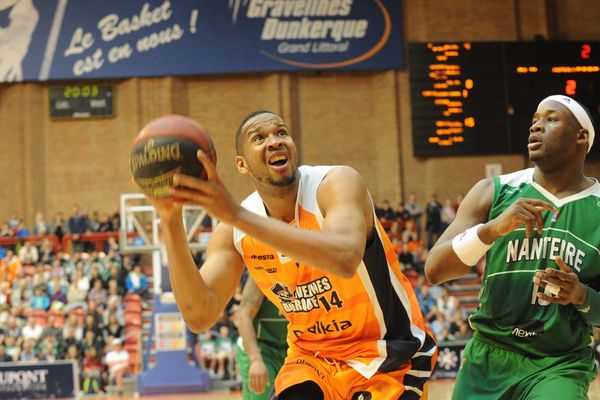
[{"xmin": 144, "ymin": 111, "xmax": 437, "ymax": 400}]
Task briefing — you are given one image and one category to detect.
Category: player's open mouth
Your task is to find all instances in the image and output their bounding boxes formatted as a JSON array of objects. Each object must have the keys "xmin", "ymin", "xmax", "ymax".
[{"xmin": 267, "ymin": 153, "xmax": 289, "ymax": 169}]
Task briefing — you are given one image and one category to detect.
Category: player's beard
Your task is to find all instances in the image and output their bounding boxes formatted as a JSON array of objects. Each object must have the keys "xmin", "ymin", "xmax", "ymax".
[{"xmin": 247, "ymin": 164, "xmax": 298, "ymax": 188}]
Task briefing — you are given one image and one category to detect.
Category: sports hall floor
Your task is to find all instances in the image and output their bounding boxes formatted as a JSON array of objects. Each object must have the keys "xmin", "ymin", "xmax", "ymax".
[{"xmin": 94, "ymin": 378, "xmax": 600, "ymax": 399}]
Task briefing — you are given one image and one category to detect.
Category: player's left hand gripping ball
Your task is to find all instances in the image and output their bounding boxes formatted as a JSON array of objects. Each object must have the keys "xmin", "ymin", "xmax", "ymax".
[{"xmin": 130, "ymin": 114, "xmax": 217, "ymax": 198}]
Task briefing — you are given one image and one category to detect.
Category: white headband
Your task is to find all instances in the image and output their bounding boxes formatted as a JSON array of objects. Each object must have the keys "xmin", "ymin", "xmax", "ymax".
[{"xmin": 537, "ymin": 95, "xmax": 595, "ymax": 153}]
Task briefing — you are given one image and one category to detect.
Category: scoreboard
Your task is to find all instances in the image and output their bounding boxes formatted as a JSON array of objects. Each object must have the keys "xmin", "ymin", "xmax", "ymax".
[{"xmin": 408, "ymin": 41, "xmax": 599, "ymax": 158}]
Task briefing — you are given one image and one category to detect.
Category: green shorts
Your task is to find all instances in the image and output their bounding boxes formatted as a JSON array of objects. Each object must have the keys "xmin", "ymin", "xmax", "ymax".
[
  {"xmin": 452, "ymin": 334, "xmax": 597, "ymax": 400},
  {"xmin": 236, "ymin": 341, "xmax": 287, "ymax": 400}
]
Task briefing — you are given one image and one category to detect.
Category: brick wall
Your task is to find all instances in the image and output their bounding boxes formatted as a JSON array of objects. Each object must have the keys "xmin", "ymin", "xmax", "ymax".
[{"xmin": 1, "ymin": 0, "xmax": 600, "ymax": 224}]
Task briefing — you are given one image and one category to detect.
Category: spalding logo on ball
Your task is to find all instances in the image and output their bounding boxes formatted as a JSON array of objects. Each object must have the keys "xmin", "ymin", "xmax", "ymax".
[{"xmin": 130, "ymin": 115, "xmax": 217, "ymax": 198}]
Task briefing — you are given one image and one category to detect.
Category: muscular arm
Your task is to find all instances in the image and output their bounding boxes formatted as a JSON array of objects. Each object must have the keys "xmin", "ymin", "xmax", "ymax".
[
  {"xmin": 161, "ymin": 215, "xmax": 244, "ymax": 333},
  {"xmin": 230, "ymin": 166, "xmax": 372, "ymax": 278},
  {"xmin": 173, "ymin": 164, "xmax": 372, "ymax": 279},
  {"xmin": 234, "ymin": 278, "xmax": 265, "ymax": 363},
  {"xmin": 425, "ymin": 179, "xmax": 494, "ymax": 285}
]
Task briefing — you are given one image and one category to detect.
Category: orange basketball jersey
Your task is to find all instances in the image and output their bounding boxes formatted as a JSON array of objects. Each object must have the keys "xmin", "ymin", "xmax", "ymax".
[{"xmin": 233, "ymin": 166, "xmax": 436, "ymax": 381}]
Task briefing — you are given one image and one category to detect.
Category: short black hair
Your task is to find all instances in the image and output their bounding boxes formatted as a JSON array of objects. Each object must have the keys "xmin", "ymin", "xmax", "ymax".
[{"xmin": 235, "ymin": 110, "xmax": 275, "ymax": 155}]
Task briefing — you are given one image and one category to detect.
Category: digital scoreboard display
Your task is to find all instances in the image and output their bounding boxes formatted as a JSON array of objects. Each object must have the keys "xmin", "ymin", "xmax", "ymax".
[
  {"xmin": 408, "ymin": 41, "xmax": 599, "ymax": 158},
  {"xmin": 49, "ymin": 84, "xmax": 114, "ymax": 119}
]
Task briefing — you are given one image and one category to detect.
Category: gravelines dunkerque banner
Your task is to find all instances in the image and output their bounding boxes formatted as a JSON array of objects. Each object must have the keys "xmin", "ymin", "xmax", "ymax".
[{"xmin": 0, "ymin": 0, "xmax": 404, "ymax": 82}]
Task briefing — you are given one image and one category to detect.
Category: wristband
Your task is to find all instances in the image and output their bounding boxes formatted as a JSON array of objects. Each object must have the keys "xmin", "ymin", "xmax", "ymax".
[{"xmin": 452, "ymin": 224, "xmax": 493, "ymax": 266}]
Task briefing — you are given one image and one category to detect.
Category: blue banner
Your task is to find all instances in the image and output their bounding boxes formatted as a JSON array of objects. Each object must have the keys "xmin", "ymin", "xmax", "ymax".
[
  {"xmin": 0, "ymin": 0, "xmax": 404, "ymax": 82},
  {"xmin": 0, "ymin": 360, "xmax": 78, "ymax": 399}
]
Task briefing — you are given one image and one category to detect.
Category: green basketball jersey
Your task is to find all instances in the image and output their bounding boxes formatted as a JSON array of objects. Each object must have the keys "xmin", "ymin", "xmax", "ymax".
[
  {"xmin": 470, "ymin": 168, "xmax": 600, "ymax": 356},
  {"xmin": 254, "ymin": 297, "xmax": 288, "ymax": 349}
]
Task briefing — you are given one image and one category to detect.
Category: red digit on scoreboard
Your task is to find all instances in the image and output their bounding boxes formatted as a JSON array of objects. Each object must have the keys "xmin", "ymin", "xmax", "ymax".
[
  {"xmin": 581, "ymin": 44, "xmax": 591, "ymax": 59},
  {"xmin": 565, "ymin": 80, "xmax": 577, "ymax": 95}
]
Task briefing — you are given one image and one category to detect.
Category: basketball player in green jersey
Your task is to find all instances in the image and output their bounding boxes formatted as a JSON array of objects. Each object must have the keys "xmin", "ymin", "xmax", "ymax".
[
  {"xmin": 425, "ymin": 94, "xmax": 598, "ymax": 399},
  {"xmin": 235, "ymin": 277, "xmax": 288, "ymax": 400}
]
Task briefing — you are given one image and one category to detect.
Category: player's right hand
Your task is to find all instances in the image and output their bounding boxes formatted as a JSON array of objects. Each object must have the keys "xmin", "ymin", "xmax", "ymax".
[
  {"xmin": 248, "ymin": 358, "xmax": 269, "ymax": 394},
  {"xmin": 486, "ymin": 198, "xmax": 555, "ymax": 238}
]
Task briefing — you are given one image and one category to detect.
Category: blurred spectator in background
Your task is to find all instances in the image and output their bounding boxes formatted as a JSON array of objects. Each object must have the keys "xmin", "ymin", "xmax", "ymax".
[
  {"xmin": 19, "ymin": 338, "xmax": 38, "ymax": 362},
  {"xmin": 0, "ymin": 223, "xmax": 13, "ymax": 237},
  {"xmin": 104, "ymin": 312, "xmax": 123, "ymax": 343},
  {"xmin": 68, "ymin": 204, "xmax": 88, "ymax": 253},
  {"xmin": 31, "ymin": 285, "xmax": 50, "ymax": 311},
  {"xmin": 425, "ymin": 193, "xmax": 443, "ymax": 249},
  {"xmin": 440, "ymin": 197, "xmax": 457, "ymax": 231},
  {"xmin": 88, "ymin": 279, "xmax": 107, "ymax": 306},
  {"xmin": 2, "ymin": 249, "xmax": 21, "ymax": 284},
  {"xmin": 125, "ymin": 264, "xmax": 148, "ymax": 296},
  {"xmin": 51, "ymin": 212, "xmax": 68, "ymax": 243},
  {"xmin": 105, "ymin": 338, "xmax": 129, "ymax": 395},
  {"xmin": 82, "ymin": 346, "xmax": 104, "ymax": 394},
  {"xmin": 0, "ymin": 343, "xmax": 13, "ymax": 362},
  {"xmin": 15, "ymin": 220, "xmax": 29, "ymax": 237},
  {"xmin": 39, "ymin": 237, "xmax": 55, "ymax": 264},
  {"xmin": 375, "ymin": 199, "xmax": 396, "ymax": 222},
  {"xmin": 405, "ymin": 192, "xmax": 423, "ymax": 239},
  {"xmin": 32, "ymin": 211, "xmax": 49, "ymax": 235},
  {"xmin": 7, "ymin": 212, "xmax": 20, "ymax": 230},
  {"xmin": 18, "ymin": 240, "xmax": 39, "ymax": 264},
  {"xmin": 436, "ymin": 286, "xmax": 459, "ymax": 321}
]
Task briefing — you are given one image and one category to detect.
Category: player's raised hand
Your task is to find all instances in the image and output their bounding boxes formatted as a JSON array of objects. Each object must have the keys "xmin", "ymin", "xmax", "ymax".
[
  {"xmin": 487, "ymin": 198, "xmax": 555, "ymax": 238},
  {"xmin": 170, "ymin": 150, "xmax": 241, "ymax": 224}
]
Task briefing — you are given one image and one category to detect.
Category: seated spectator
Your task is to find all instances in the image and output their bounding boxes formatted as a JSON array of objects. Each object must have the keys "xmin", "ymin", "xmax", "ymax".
[
  {"xmin": 38, "ymin": 335, "xmax": 60, "ymax": 362},
  {"xmin": 198, "ymin": 330, "xmax": 218, "ymax": 375},
  {"xmin": 0, "ymin": 282, "xmax": 9, "ymax": 314},
  {"xmin": 83, "ymin": 312, "xmax": 104, "ymax": 339},
  {"xmin": 41, "ymin": 315, "xmax": 63, "ymax": 341},
  {"xmin": 62, "ymin": 325, "xmax": 82, "ymax": 355},
  {"xmin": 103, "ymin": 296, "xmax": 124, "ymax": 327},
  {"xmin": 64, "ymin": 344, "xmax": 81, "ymax": 368},
  {"xmin": 10, "ymin": 277, "xmax": 32, "ymax": 315},
  {"xmin": 215, "ymin": 325, "xmax": 235, "ymax": 379},
  {"xmin": 98, "ymin": 212, "xmax": 114, "ymax": 232},
  {"xmin": 103, "ymin": 313, "xmax": 123, "ymax": 343},
  {"xmin": 3, "ymin": 336, "xmax": 20, "ymax": 361},
  {"xmin": 437, "ymin": 286, "xmax": 459, "ymax": 321},
  {"xmin": 430, "ymin": 311, "xmax": 449, "ymax": 340},
  {"xmin": 32, "ymin": 211, "xmax": 50, "ymax": 236},
  {"xmin": 82, "ymin": 346, "xmax": 104, "ymax": 394},
  {"xmin": 19, "ymin": 338, "xmax": 38, "ymax": 362},
  {"xmin": 7, "ymin": 213, "xmax": 19, "ymax": 230},
  {"xmin": 2, "ymin": 250, "xmax": 21, "ymax": 284},
  {"xmin": 105, "ymin": 338, "xmax": 130, "ymax": 395},
  {"xmin": 4, "ymin": 317, "xmax": 22, "ymax": 342},
  {"xmin": 18, "ymin": 240, "xmax": 39, "ymax": 265},
  {"xmin": 416, "ymin": 284, "xmax": 437, "ymax": 323},
  {"xmin": 88, "ymin": 279, "xmax": 107, "ymax": 306},
  {"xmin": 31, "ymin": 286, "xmax": 50, "ymax": 311},
  {"xmin": 39, "ymin": 238, "xmax": 55, "ymax": 264},
  {"xmin": 22, "ymin": 316, "xmax": 43, "ymax": 342},
  {"xmin": 0, "ymin": 343, "xmax": 13, "ymax": 362},
  {"xmin": 125, "ymin": 264, "xmax": 148, "ymax": 296},
  {"xmin": 397, "ymin": 242, "xmax": 416, "ymax": 272},
  {"xmin": 49, "ymin": 284, "xmax": 68, "ymax": 311},
  {"xmin": 51, "ymin": 213, "xmax": 68, "ymax": 244},
  {"xmin": 106, "ymin": 279, "xmax": 123, "ymax": 310},
  {"xmin": 0, "ymin": 223, "xmax": 14, "ymax": 237},
  {"xmin": 15, "ymin": 221, "xmax": 30, "ymax": 238},
  {"xmin": 68, "ymin": 270, "xmax": 89, "ymax": 302},
  {"xmin": 375, "ymin": 199, "xmax": 397, "ymax": 222},
  {"xmin": 81, "ymin": 330, "xmax": 103, "ymax": 356}
]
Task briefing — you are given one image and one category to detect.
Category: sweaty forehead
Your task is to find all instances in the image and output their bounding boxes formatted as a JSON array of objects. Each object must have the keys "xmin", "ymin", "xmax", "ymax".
[{"xmin": 243, "ymin": 113, "xmax": 285, "ymax": 135}]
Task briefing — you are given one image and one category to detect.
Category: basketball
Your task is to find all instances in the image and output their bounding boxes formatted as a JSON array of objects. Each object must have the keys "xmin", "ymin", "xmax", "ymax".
[{"xmin": 130, "ymin": 115, "xmax": 217, "ymax": 198}]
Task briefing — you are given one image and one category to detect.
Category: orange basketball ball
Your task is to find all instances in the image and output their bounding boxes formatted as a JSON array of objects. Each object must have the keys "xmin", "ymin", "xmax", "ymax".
[{"xmin": 130, "ymin": 115, "xmax": 217, "ymax": 198}]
